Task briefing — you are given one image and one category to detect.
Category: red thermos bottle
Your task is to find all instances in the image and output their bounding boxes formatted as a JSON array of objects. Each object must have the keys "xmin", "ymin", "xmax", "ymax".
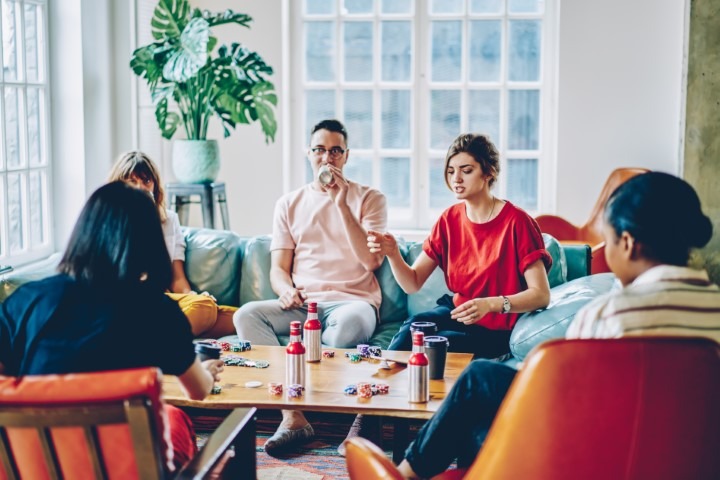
[
  {"xmin": 304, "ymin": 302, "xmax": 321, "ymax": 362},
  {"xmin": 408, "ymin": 330, "xmax": 429, "ymax": 403},
  {"xmin": 286, "ymin": 321, "xmax": 305, "ymax": 387}
]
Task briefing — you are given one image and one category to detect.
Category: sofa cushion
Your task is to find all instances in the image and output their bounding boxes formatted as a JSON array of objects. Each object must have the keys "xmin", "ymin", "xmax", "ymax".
[
  {"xmin": 542, "ymin": 234, "xmax": 567, "ymax": 288},
  {"xmin": 0, "ymin": 253, "xmax": 61, "ymax": 302},
  {"xmin": 375, "ymin": 242, "xmax": 409, "ymax": 324},
  {"xmin": 405, "ymin": 242, "xmax": 453, "ymax": 318},
  {"xmin": 184, "ymin": 228, "xmax": 245, "ymax": 307},
  {"xmin": 238, "ymin": 235, "xmax": 275, "ymax": 305},
  {"xmin": 509, "ymin": 273, "xmax": 619, "ymax": 361}
]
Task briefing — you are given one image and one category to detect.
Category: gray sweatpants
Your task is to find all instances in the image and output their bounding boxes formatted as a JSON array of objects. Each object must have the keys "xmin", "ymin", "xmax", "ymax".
[{"xmin": 233, "ymin": 300, "xmax": 377, "ymax": 348}]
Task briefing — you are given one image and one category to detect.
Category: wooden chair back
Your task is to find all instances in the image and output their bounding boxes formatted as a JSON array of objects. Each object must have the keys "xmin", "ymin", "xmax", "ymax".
[{"xmin": 0, "ymin": 368, "xmax": 172, "ymax": 480}]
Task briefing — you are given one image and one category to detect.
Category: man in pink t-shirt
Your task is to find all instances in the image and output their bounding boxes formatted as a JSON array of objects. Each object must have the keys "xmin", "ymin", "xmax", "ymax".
[{"xmin": 233, "ymin": 119, "xmax": 387, "ymax": 455}]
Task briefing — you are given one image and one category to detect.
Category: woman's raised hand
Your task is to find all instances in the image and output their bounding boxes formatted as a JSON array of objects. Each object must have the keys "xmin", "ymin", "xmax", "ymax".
[{"xmin": 367, "ymin": 230, "xmax": 398, "ymax": 256}]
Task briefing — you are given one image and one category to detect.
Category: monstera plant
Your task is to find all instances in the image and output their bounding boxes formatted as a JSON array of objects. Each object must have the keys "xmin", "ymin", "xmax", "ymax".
[{"xmin": 130, "ymin": 0, "xmax": 277, "ymax": 182}]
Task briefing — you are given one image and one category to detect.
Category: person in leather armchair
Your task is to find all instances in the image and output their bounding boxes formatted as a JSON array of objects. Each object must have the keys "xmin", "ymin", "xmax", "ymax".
[
  {"xmin": 0, "ymin": 182, "xmax": 225, "ymax": 471},
  {"xmin": 390, "ymin": 171, "xmax": 720, "ymax": 479}
]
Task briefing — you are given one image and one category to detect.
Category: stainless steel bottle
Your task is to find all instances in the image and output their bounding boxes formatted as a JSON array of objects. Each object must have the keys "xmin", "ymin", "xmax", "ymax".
[
  {"xmin": 408, "ymin": 331, "xmax": 429, "ymax": 403},
  {"xmin": 318, "ymin": 164, "xmax": 333, "ymax": 186},
  {"xmin": 304, "ymin": 302, "xmax": 322, "ymax": 362},
  {"xmin": 286, "ymin": 321, "xmax": 306, "ymax": 387}
]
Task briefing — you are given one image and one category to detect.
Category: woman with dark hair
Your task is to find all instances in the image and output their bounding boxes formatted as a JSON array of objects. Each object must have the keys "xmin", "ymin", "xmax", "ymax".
[
  {"xmin": 390, "ymin": 171, "xmax": 720, "ymax": 479},
  {"xmin": 370, "ymin": 133, "xmax": 552, "ymax": 357},
  {"xmin": 0, "ymin": 182, "xmax": 224, "ymax": 471},
  {"xmin": 109, "ymin": 151, "xmax": 237, "ymax": 338}
]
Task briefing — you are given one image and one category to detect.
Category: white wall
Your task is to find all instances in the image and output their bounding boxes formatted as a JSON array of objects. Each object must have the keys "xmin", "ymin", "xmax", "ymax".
[{"xmin": 554, "ymin": 0, "xmax": 686, "ymax": 224}]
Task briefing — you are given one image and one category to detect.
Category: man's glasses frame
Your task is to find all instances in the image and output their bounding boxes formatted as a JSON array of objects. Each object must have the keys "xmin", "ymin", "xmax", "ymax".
[{"xmin": 310, "ymin": 147, "xmax": 346, "ymax": 158}]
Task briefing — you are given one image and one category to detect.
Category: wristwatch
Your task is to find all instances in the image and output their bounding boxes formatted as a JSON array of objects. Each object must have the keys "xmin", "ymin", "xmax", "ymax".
[{"xmin": 501, "ymin": 296, "xmax": 511, "ymax": 314}]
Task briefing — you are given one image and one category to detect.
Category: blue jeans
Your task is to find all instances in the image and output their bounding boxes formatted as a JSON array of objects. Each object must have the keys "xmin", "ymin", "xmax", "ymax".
[
  {"xmin": 388, "ymin": 295, "xmax": 512, "ymax": 358},
  {"xmin": 404, "ymin": 359, "xmax": 518, "ymax": 477}
]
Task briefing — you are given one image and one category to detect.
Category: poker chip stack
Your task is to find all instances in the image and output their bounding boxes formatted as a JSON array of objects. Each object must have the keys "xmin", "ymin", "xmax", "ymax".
[
  {"xmin": 287, "ymin": 384, "xmax": 304, "ymax": 398},
  {"xmin": 357, "ymin": 382, "xmax": 373, "ymax": 399},
  {"xmin": 268, "ymin": 382, "xmax": 283, "ymax": 395}
]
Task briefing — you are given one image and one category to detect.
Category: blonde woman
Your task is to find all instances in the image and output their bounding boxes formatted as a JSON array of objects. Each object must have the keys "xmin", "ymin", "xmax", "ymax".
[{"xmin": 109, "ymin": 151, "xmax": 237, "ymax": 338}]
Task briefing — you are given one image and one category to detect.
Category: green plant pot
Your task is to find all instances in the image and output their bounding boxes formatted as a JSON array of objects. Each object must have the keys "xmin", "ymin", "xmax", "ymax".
[{"xmin": 172, "ymin": 139, "xmax": 220, "ymax": 183}]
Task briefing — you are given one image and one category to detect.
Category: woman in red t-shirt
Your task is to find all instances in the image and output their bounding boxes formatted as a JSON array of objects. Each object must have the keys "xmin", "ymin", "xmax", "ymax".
[{"xmin": 369, "ymin": 133, "xmax": 552, "ymax": 358}]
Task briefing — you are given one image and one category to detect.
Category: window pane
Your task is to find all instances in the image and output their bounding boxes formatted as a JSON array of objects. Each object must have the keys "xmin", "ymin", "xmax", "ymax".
[
  {"xmin": 381, "ymin": 90, "xmax": 410, "ymax": 148},
  {"xmin": 305, "ymin": 22, "xmax": 335, "ymax": 81},
  {"xmin": 381, "ymin": 157, "xmax": 409, "ymax": 207},
  {"xmin": 28, "ymin": 169, "xmax": 45, "ymax": 247},
  {"xmin": 306, "ymin": 90, "xmax": 336, "ymax": 137},
  {"xmin": 468, "ymin": 90, "xmax": 500, "ymax": 145},
  {"xmin": 344, "ymin": 90, "xmax": 373, "ymax": 148},
  {"xmin": 381, "ymin": 21, "xmax": 411, "ymax": 82},
  {"xmin": 469, "ymin": 21, "xmax": 501, "ymax": 82},
  {"xmin": 306, "ymin": 0, "xmax": 335, "ymax": 14},
  {"xmin": 431, "ymin": 21, "xmax": 462, "ymax": 82},
  {"xmin": 7, "ymin": 172, "xmax": 24, "ymax": 253},
  {"xmin": 506, "ymin": 158, "xmax": 538, "ymax": 210},
  {"xmin": 344, "ymin": 21, "xmax": 373, "ymax": 81},
  {"xmin": 5, "ymin": 87, "xmax": 23, "ymax": 169},
  {"xmin": 27, "ymin": 87, "xmax": 44, "ymax": 167},
  {"xmin": 24, "ymin": 3, "xmax": 43, "ymax": 82},
  {"xmin": 2, "ymin": 0, "xmax": 23, "ymax": 82},
  {"xmin": 429, "ymin": 157, "xmax": 456, "ymax": 209},
  {"xmin": 430, "ymin": 90, "xmax": 460, "ymax": 149},
  {"xmin": 509, "ymin": 20, "xmax": 540, "ymax": 81},
  {"xmin": 508, "ymin": 89, "xmax": 539, "ymax": 150},
  {"xmin": 431, "ymin": 0, "xmax": 463, "ymax": 14},
  {"xmin": 470, "ymin": 0, "xmax": 503, "ymax": 14},
  {"xmin": 345, "ymin": 0, "xmax": 373, "ymax": 14},
  {"xmin": 382, "ymin": 0, "xmax": 412, "ymax": 14},
  {"xmin": 509, "ymin": 0, "xmax": 543, "ymax": 13},
  {"xmin": 344, "ymin": 155, "xmax": 373, "ymax": 186}
]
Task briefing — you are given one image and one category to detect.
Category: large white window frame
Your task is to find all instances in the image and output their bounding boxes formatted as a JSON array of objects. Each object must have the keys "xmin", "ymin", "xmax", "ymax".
[
  {"xmin": 289, "ymin": 0, "xmax": 557, "ymax": 232},
  {"xmin": 0, "ymin": 0, "xmax": 52, "ymax": 266}
]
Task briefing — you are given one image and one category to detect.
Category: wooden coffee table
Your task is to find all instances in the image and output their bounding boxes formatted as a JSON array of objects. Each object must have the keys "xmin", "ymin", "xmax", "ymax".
[{"xmin": 163, "ymin": 345, "xmax": 473, "ymax": 461}]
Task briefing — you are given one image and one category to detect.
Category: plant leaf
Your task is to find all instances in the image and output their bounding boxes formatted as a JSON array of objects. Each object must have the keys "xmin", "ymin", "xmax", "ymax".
[
  {"xmin": 215, "ymin": 80, "xmax": 277, "ymax": 143},
  {"xmin": 162, "ymin": 17, "xmax": 210, "ymax": 83},
  {"xmin": 155, "ymin": 97, "xmax": 181, "ymax": 139},
  {"xmin": 151, "ymin": 0, "xmax": 191, "ymax": 41},
  {"xmin": 130, "ymin": 44, "xmax": 164, "ymax": 86}
]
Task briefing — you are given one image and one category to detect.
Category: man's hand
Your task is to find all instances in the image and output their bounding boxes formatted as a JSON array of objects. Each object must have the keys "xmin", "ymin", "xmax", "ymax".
[
  {"xmin": 451, "ymin": 298, "xmax": 494, "ymax": 325},
  {"xmin": 279, "ymin": 286, "xmax": 307, "ymax": 310},
  {"xmin": 322, "ymin": 164, "xmax": 349, "ymax": 207}
]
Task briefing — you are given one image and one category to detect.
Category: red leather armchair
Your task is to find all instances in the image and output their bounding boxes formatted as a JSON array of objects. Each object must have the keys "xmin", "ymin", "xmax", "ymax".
[
  {"xmin": 345, "ymin": 337, "xmax": 720, "ymax": 480},
  {"xmin": 535, "ymin": 167, "xmax": 649, "ymax": 273},
  {"xmin": 0, "ymin": 368, "xmax": 257, "ymax": 479}
]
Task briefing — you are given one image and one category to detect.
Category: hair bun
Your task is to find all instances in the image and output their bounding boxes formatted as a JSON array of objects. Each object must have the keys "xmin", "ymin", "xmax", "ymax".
[{"xmin": 689, "ymin": 214, "xmax": 713, "ymax": 249}]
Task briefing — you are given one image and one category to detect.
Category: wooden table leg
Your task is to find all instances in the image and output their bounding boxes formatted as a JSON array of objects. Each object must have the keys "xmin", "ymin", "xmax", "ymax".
[{"xmin": 392, "ymin": 417, "xmax": 409, "ymax": 464}]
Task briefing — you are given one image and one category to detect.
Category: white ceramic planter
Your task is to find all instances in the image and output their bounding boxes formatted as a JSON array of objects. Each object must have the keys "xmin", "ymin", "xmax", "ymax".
[{"xmin": 172, "ymin": 139, "xmax": 220, "ymax": 183}]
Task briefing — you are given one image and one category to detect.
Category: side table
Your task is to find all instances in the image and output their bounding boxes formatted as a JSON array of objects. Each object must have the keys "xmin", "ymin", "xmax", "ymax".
[{"xmin": 166, "ymin": 182, "xmax": 230, "ymax": 230}]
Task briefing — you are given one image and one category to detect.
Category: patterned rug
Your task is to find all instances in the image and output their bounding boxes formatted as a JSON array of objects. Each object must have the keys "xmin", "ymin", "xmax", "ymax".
[{"xmin": 194, "ymin": 410, "xmax": 410, "ymax": 480}]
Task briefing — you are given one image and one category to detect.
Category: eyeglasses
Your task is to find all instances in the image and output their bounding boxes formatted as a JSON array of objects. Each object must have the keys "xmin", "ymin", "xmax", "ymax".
[{"xmin": 310, "ymin": 147, "xmax": 346, "ymax": 158}]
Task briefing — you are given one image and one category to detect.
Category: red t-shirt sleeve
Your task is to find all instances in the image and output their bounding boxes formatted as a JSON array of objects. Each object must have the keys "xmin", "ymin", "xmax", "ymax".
[{"xmin": 515, "ymin": 214, "xmax": 553, "ymax": 273}]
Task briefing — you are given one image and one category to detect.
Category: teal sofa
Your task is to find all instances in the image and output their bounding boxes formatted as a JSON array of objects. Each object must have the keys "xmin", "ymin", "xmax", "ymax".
[{"xmin": 0, "ymin": 228, "xmax": 617, "ymax": 361}]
